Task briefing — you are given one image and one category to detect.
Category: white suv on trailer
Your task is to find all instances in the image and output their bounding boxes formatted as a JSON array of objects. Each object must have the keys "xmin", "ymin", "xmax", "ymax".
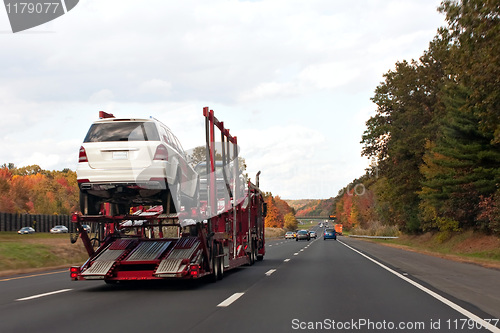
[{"xmin": 77, "ymin": 114, "xmax": 199, "ymax": 215}]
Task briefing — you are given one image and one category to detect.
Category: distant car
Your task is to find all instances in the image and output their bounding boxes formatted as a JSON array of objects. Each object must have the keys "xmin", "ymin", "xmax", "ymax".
[
  {"xmin": 309, "ymin": 230, "xmax": 317, "ymax": 239},
  {"xmin": 319, "ymin": 223, "xmax": 323, "ymax": 228},
  {"xmin": 285, "ymin": 231, "xmax": 295, "ymax": 239},
  {"xmin": 18, "ymin": 227, "xmax": 35, "ymax": 234},
  {"xmin": 323, "ymin": 228, "xmax": 336, "ymax": 240},
  {"xmin": 50, "ymin": 225, "xmax": 69, "ymax": 234},
  {"xmin": 81, "ymin": 225, "xmax": 91, "ymax": 233},
  {"xmin": 296, "ymin": 230, "xmax": 310, "ymax": 241}
]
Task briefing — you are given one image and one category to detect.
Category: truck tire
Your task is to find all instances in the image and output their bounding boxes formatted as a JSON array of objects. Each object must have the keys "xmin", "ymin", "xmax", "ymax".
[
  {"xmin": 217, "ymin": 245, "xmax": 224, "ymax": 280},
  {"xmin": 164, "ymin": 173, "xmax": 182, "ymax": 214},
  {"xmin": 248, "ymin": 241, "xmax": 257, "ymax": 265},
  {"xmin": 90, "ymin": 237, "xmax": 100, "ymax": 251},
  {"xmin": 210, "ymin": 244, "xmax": 220, "ymax": 283}
]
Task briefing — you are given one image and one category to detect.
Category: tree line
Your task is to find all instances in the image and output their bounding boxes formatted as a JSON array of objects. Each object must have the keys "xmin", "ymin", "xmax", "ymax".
[
  {"xmin": 0, "ymin": 163, "xmax": 301, "ymax": 231},
  {"xmin": 336, "ymin": 0, "xmax": 499, "ymax": 235},
  {"xmin": 264, "ymin": 193, "xmax": 298, "ymax": 231},
  {"xmin": 0, "ymin": 163, "xmax": 79, "ymax": 215}
]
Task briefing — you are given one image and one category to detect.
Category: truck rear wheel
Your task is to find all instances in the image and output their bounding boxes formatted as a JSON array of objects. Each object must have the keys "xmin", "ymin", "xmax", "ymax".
[
  {"xmin": 210, "ymin": 244, "xmax": 220, "ymax": 282},
  {"xmin": 217, "ymin": 245, "xmax": 224, "ymax": 281}
]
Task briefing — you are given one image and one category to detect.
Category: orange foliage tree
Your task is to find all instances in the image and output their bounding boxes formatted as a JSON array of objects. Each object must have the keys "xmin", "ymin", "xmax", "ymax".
[
  {"xmin": 0, "ymin": 164, "xmax": 79, "ymax": 214},
  {"xmin": 264, "ymin": 196, "xmax": 284, "ymax": 228}
]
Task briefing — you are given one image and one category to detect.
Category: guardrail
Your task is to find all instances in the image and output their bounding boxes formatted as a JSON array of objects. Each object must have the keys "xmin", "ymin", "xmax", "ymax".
[{"xmin": 0, "ymin": 212, "xmax": 74, "ymax": 232}]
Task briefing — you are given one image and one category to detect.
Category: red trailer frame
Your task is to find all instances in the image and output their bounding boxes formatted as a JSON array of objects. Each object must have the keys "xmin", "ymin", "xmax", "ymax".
[{"xmin": 70, "ymin": 107, "xmax": 266, "ymax": 282}]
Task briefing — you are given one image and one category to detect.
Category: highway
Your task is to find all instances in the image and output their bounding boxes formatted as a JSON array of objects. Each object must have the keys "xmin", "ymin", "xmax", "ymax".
[{"xmin": 1, "ymin": 226, "xmax": 499, "ymax": 333}]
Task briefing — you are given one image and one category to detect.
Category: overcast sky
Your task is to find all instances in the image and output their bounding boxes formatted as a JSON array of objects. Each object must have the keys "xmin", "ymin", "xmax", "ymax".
[{"xmin": 0, "ymin": 0, "xmax": 446, "ymax": 199}]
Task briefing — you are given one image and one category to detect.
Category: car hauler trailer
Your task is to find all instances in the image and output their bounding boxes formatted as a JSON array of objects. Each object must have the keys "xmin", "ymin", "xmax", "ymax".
[{"xmin": 70, "ymin": 107, "xmax": 266, "ymax": 282}]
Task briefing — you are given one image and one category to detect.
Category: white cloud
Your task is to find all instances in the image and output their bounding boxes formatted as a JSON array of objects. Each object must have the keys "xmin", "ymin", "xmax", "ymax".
[
  {"xmin": 298, "ymin": 62, "xmax": 361, "ymax": 90},
  {"xmin": 0, "ymin": 0, "xmax": 446, "ymax": 198},
  {"xmin": 138, "ymin": 79, "xmax": 173, "ymax": 97},
  {"xmin": 89, "ymin": 89, "xmax": 115, "ymax": 103}
]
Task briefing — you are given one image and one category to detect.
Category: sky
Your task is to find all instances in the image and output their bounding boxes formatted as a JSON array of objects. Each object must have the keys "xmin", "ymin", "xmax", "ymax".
[{"xmin": 0, "ymin": 0, "xmax": 447, "ymax": 199}]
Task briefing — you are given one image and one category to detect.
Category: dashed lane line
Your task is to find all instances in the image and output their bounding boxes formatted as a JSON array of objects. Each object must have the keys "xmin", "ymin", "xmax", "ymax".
[
  {"xmin": 265, "ymin": 269, "xmax": 277, "ymax": 276},
  {"xmin": 217, "ymin": 292, "xmax": 245, "ymax": 307},
  {"xmin": 16, "ymin": 289, "xmax": 72, "ymax": 301}
]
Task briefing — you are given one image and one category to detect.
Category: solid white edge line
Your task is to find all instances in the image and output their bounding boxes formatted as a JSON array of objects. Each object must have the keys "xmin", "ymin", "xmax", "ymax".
[
  {"xmin": 16, "ymin": 289, "xmax": 72, "ymax": 301},
  {"xmin": 339, "ymin": 241, "xmax": 500, "ymax": 333},
  {"xmin": 217, "ymin": 292, "xmax": 245, "ymax": 307},
  {"xmin": 265, "ymin": 269, "xmax": 277, "ymax": 276}
]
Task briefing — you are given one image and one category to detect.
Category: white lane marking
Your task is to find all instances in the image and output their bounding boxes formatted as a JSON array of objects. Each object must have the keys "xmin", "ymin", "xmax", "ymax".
[
  {"xmin": 300, "ymin": 249, "xmax": 304, "ymax": 252},
  {"xmin": 293, "ymin": 252, "xmax": 299, "ymax": 256},
  {"xmin": 339, "ymin": 241, "xmax": 500, "ymax": 333},
  {"xmin": 217, "ymin": 292, "xmax": 245, "ymax": 307},
  {"xmin": 284, "ymin": 259, "xmax": 290, "ymax": 262},
  {"xmin": 16, "ymin": 289, "xmax": 72, "ymax": 301},
  {"xmin": 265, "ymin": 269, "xmax": 277, "ymax": 276},
  {"xmin": 269, "ymin": 245, "xmax": 272, "ymax": 247}
]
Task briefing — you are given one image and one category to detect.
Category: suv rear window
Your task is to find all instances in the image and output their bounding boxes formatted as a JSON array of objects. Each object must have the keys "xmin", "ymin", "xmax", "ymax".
[{"xmin": 84, "ymin": 122, "xmax": 160, "ymax": 142}]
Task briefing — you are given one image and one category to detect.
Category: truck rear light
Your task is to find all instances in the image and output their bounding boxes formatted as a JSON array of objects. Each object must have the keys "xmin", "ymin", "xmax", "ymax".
[
  {"xmin": 153, "ymin": 144, "xmax": 168, "ymax": 161},
  {"xmin": 79, "ymin": 146, "xmax": 88, "ymax": 163},
  {"xmin": 190, "ymin": 264, "xmax": 199, "ymax": 277},
  {"xmin": 70, "ymin": 266, "xmax": 80, "ymax": 279}
]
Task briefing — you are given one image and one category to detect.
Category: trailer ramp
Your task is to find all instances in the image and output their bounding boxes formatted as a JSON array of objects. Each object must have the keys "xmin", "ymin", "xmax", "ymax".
[{"xmin": 155, "ymin": 237, "xmax": 200, "ymax": 277}]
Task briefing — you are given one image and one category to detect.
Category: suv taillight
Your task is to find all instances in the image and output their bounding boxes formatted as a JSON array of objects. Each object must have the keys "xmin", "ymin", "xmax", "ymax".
[
  {"xmin": 79, "ymin": 146, "xmax": 88, "ymax": 163},
  {"xmin": 154, "ymin": 144, "xmax": 168, "ymax": 161}
]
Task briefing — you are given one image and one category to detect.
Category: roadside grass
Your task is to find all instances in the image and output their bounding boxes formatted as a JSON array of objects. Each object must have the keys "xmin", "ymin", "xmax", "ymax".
[
  {"xmin": 351, "ymin": 222, "xmax": 400, "ymax": 237},
  {"xmin": 367, "ymin": 230, "xmax": 500, "ymax": 267},
  {"xmin": 265, "ymin": 227, "xmax": 285, "ymax": 239},
  {"xmin": 296, "ymin": 220, "xmax": 317, "ymax": 230},
  {"xmin": 0, "ymin": 232, "xmax": 89, "ymax": 274}
]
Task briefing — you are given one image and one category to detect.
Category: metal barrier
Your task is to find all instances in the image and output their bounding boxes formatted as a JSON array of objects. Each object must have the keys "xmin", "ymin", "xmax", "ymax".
[{"xmin": 0, "ymin": 212, "xmax": 73, "ymax": 232}]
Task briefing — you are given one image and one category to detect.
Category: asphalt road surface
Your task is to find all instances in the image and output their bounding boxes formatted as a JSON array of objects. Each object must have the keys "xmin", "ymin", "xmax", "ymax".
[{"xmin": 1, "ymin": 226, "xmax": 499, "ymax": 333}]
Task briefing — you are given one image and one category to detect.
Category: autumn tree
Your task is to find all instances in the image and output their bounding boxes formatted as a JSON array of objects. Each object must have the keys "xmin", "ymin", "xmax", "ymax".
[
  {"xmin": 359, "ymin": 0, "xmax": 499, "ymax": 234},
  {"xmin": 0, "ymin": 164, "xmax": 79, "ymax": 214},
  {"xmin": 264, "ymin": 196, "xmax": 284, "ymax": 228},
  {"xmin": 283, "ymin": 212, "xmax": 298, "ymax": 231}
]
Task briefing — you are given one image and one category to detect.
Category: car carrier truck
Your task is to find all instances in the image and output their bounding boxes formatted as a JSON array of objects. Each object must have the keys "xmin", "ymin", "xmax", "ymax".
[{"xmin": 70, "ymin": 107, "xmax": 266, "ymax": 283}]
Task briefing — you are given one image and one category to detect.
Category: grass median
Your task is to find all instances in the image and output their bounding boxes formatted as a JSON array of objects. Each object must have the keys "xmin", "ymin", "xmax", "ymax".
[
  {"xmin": 357, "ymin": 230, "xmax": 500, "ymax": 269},
  {"xmin": 0, "ymin": 232, "xmax": 89, "ymax": 276}
]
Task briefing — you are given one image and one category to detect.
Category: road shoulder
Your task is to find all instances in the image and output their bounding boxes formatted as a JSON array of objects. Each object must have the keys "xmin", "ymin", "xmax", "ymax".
[{"xmin": 341, "ymin": 236, "xmax": 500, "ymax": 319}]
